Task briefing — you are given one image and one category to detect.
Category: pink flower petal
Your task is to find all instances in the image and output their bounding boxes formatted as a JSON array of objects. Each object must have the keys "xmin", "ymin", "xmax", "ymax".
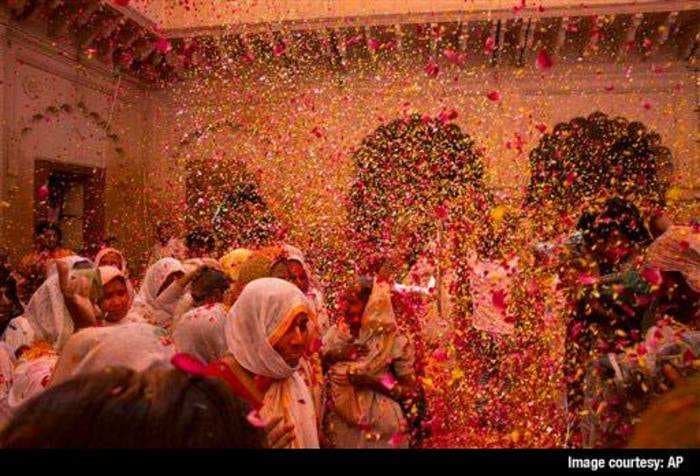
[
  {"xmin": 154, "ymin": 37, "xmax": 171, "ymax": 54},
  {"xmin": 273, "ymin": 41, "xmax": 286, "ymax": 57},
  {"xmin": 535, "ymin": 50, "xmax": 553, "ymax": 70},
  {"xmin": 491, "ymin": 289, "xmax": 507, "ymax": 312},
  {"xmin": 432, "ymin": 348, "xmax": 448, "ymax": 362},
  {"xmin": 378, "ymin": 372, "xmax": 397, "ymax": 390},
  {"xmin": 367, "ymin": 38, "xmax": 381, "ymax": 52},
  {"xmin": 641, "ymin": 266, "xmax": 663, "ymax": 286},
  {"xmin": 37, "ymin": 184, "xmax": 49, "ymax": 201},
  {"xmin": 425, "ymin": 59, "xmax": 440, "ymax": 78},
  {"xmin": 388, "ymin": 431, "xmax": 405, "ymax": 447}
]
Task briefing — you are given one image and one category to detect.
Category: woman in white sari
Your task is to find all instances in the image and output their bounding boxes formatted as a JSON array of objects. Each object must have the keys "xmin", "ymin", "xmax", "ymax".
[
  {"xmin": 7, "ymin": 257, "xmax": 102, "ymax": 410},
  {"xmin": 98, "ymin": 266, "xmax": 138, "ymax": 326},
  {"xmin": 323, "ymin": 278, "xmax": 416, "ymax": 448},
  {"xmin": 126, "ymin": 258, "xmax": 191, "ymax": 329},
  {"xmin": 95, "ymin": 247, "xmax": 135, "ymax": 296},
  {"xmin": 223, "ymin": 277, "xmax": 320, "ymax": 448},
  {"xmin": 25, "ymin": 256, "xmax": 100, "ymax": 351}
]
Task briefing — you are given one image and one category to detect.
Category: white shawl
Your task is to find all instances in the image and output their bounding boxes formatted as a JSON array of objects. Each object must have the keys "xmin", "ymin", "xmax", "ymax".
[
  {"xmin": 7, "ymin": 353, "xmax": 58, "ymax": 409},
  {"xmin": 225, "ymin": 277, "xmax": 319, "ymax": 448}
]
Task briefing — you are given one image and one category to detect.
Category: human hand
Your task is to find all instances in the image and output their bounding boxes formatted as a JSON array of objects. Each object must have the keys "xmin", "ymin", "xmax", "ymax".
[{"xmin": 264, "ymin": 415, "xmax": 295, "ymax": 449}]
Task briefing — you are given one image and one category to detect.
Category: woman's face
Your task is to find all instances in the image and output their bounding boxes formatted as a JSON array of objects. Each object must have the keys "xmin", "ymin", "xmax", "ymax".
[
  {"xmin": 157, "ymin": 271, "xmax": 184, "ymax": 297},
  {"xmin": 98, "ymin": 251, "xmax": 123, "ymax": 270},
  {"xmin": 272, "ymin": 312, "xmax": 309, "ymax": 367},
  {"xmin": 270, "ymin": 260, "xmax": 310, "ymax": 294},
  {"xmin": 100, "ymin": 278, "xmax": 130, "ymax": 323}
]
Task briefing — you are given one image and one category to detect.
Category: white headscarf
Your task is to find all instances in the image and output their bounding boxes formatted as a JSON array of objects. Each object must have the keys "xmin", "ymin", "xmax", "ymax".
[
  {"xmin": 282, "ymin": 244, "xmax": 329, "ymax": 334},
  {"xmin": 50, "ymin": 323, "xmax": 174, "ymax": 386},
  {"xmin": 95, "ymin": 247, "xmax": 127, "ymax": 273},
  {"xmin": 98, "ymin": 266, "xmax": 137, "ymax": 326},
  {"xmin": 45, "ymin": 255, "xmax": 89, "ymax": 279},
  {"xmin": 1, "ymin": 316, "xmax": 36, "ymax": 356},
  {"xmin": 225, "ymin": 278, "xmax": 319, "ymax": 448},
  {"xmin": 127, "ymin": 258, "xmax": 185, "ymax": 327},
  {"xmin": 172, "ymin": 303, "xmax": 227, "ymax": 363},
  {"xmin": 24, "ymin": 256, "xmax": 95, "ymax": 351}
]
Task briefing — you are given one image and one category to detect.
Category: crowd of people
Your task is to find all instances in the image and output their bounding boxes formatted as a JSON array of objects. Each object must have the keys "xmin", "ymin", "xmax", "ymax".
[{"xmin": 0, "ymin": 194, "xmax": 697, "ymax": 448}]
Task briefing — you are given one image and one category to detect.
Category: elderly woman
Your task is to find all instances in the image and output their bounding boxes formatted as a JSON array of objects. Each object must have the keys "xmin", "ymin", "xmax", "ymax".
[
  {"xmin": 24, "ymin": 256, "xmax": 102, "ymax": 351},
  {"xmin": 172, "ymin": 268, "xmax": 231, "ymax": 362},
  {"xmin": 580, "ymin": 224, "xmax": 700, "ymax": 447},
  {"xmin": 323, "ymin": 278, "xmax": 417, "ymax": 448},
  {"xmin": 126, "ymin": 258, "xmax": 200, "ymax": 329},
  {"xmin": 237, "ymin": 246, "xmax": 330, "ymax": 424},
  {"xmin": 5, "ymin": 256, "xmax": 103, "ymax": 410},
  {"xmin": 220, "ymin": 278, "xmax": 320, "ymax": 448}
]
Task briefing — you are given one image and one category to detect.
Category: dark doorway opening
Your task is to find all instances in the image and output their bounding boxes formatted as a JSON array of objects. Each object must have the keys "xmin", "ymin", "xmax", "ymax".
[{"xmin": 34, "ymin": 160, "xmax": 105, "ymax": 257}]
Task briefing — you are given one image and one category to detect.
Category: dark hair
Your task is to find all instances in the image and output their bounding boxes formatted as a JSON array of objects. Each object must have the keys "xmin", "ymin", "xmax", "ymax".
[
  {"xmin": 35, "ymin": 220, "xmax": 62, "ymax": 242},
  {"xmin": 185, "ymin": 227, "xmax": 215, "ymax": 252},
  {"xmin": 576, "ymin": 197, "xmax": 652, "ymax": 248},
  {"xmin": 0, "ymin": 366, "xmax": 263, "ymax": 448},
  {"xmin": 191, "ymin": 268, "xmax": 231, "ymax": 304}
]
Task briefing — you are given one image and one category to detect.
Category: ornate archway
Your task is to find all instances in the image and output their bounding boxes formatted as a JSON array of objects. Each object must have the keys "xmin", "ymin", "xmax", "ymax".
[
  {"xmin": 347, "ymin": 114, "xmax": 486, "ymax": 272},
  {"xmin": 176, "ymin": 119, "xmax": 279, "ymax": 249},
  {"xmin": 526, "ymin": 111, "xmax": 672, "ymax": 220}
]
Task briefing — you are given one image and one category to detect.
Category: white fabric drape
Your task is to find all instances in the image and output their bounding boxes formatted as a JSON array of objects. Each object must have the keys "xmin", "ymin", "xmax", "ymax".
[
  {"xmin": 225, "ymin": 277, "xmax": 319, "ymax": 448},
  {"xmin": 127, "ymin": 258, "xmax": 185, "ymax": 328},
  {"xmin": 51, "ymin": 323, "xmax": 175, "ymax": 386}
]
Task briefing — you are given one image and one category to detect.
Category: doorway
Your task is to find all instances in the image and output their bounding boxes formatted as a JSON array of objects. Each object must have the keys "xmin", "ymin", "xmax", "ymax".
[{"xmin": 34, "ymin": 160, "xmax": 105, "ymax": 256}]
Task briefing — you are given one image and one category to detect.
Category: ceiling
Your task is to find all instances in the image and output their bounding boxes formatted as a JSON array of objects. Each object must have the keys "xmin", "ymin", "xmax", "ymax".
[
  {"xmin": 126, "ymin": 0, "xmax": 700, "ymax": 37},
  {"xmin": 3, "ymin": 0, "xmax": 699, "ymax": 84}
]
